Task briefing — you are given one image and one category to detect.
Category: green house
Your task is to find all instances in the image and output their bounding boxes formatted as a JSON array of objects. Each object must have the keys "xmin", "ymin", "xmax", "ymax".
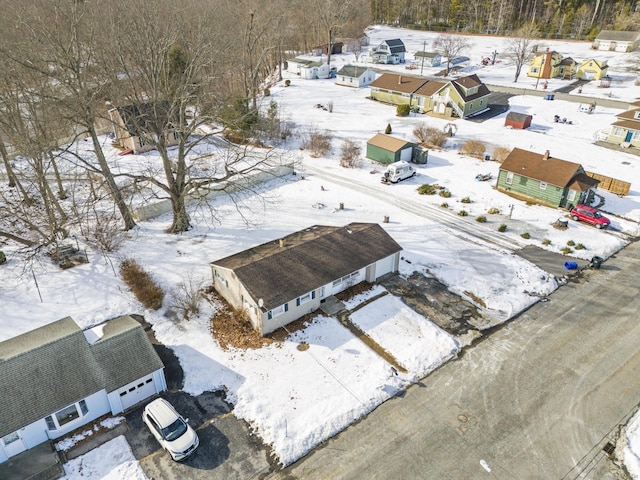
[
  {"xmin": 496, "ymin": 148, "xmax": 599, "ymax": 209},
  {"xmin": 366, "ymin": 134, "xmax": 416, "ymax": 164}
]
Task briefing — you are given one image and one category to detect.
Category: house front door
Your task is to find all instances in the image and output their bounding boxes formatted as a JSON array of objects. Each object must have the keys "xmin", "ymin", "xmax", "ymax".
[
  {"xmin": 625, "ymin": 131, "xmax": 633, "ymax": 142},
  {"xmin": 2, "ymin": 430, "xmax": 27, "ymax": 458}
]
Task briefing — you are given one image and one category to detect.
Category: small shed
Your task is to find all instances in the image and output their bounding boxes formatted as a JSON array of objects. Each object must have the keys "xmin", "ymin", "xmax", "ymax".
[
  {"xmin": 504, "ymin": 112, "xmax": 532, "ymax": 130},
  {"xmin": 366, "ymin": 133, "xmax": 416, "ymax": 164}
]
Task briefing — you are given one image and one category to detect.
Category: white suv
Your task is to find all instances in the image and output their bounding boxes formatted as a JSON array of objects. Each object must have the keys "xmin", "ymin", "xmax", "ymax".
[{"xmin": 142, "ymin": 398, "xmax": 199, "ymax": 461}]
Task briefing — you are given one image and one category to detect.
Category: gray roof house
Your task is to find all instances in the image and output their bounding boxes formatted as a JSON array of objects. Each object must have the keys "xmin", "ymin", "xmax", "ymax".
[
  {"xmin": 211, "ymin": 223, "xmax": 403, "ymax": 336},
  {"xmin": 335, "ymin": 65, "xmax": 376, "ymax": 88},
  {"xmin": 0, "ymin": 316, "xmax": 166, "ymax": 463}
]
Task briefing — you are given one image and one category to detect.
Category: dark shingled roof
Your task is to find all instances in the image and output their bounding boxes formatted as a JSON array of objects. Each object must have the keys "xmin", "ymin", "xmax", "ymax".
[
  {"xmin": 567, "ymin": 173, "xmax": 599, "ymax": 191},
  {"xmin": 383, "ymin": 39, "xmax": 406, "ymax": 53},
  {"xmin": 115, "ymin": 101, "xmax": 174, "ymax": 136},
  {"xmin": 337, "ymin": 65, "xmax": 372, "ymax": 78},
  {"xmin": 596, "ymin": 30, "xmax": 640, "ymax": 42},
  {"xmin": 0, "ymin": 315, "xmax": 163, "ymax": 437},
  {"xmin": 211, "ymin": 223, "xmax": 402, "ymax": 310},
  {"xmin": 450, "ymin": 74, "xmax": 491, "ymax": 101},
  {"xmin": 506, "ymin": 112, "xmax": 532, "ymax": 122},
  {"xmin": 500, "ymin": 148, "xmax": 583, "ymax": 187},
  {"xmin": 369, "ymin": 73, "xmax": 427, "ymax": 94},
  {"xmin": 612, "ymin": 119, "xmax": 640, "ymax": 130}
]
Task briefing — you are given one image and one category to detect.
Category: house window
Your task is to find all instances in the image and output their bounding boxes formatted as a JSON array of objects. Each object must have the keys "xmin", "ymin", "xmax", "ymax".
[
  {"xmin": 519, "ymin": 176, "xmax": 527, "ymax": 185},
  {"xmin": 469, "ymin": 102, "xmax": 473, "ymax": 110},
  {"xmin": 539, "ymin": 182, "xmax": 547, "ymax": 190},
  {"xmin": 214, "ymin": 270, "xmax": 229, "ymax": 288},
  {"xmin": 173, "ymin": 131, "xmax": 179, "ymax": 141},
  {"xmin": 268, "ymin": 303, "xmax": 288, "ymax": 320},
  {"xmin": 531, "ymin": 67, "xmax": 539, "ymax": 74},
  {"xmin": 56, "ymin": 404, "xmax": 80, "ymax": 426},
  {"xmin": 333, "ymin": 271, "xmax": 360, "ymax": 287},
  {"xmin": 79, "ymin": 400, "xmax": 88, "ymax": 416},
  {"xmin": 505, "ymin": 172, "xmax": 513, "ymax": 185},
  {"xmin": 138, "ymin": 137, "xmax": 145, "ymax": 148},
  {"xmin": 45, "ymin": 416, "xmax": 56, "ymax": 431},
  {"xmin": 296, "ymin": 291, "xmax": 316, "ymax": 306},
  {"xmin": 633, "ymin": 131, "xmax": 640, "ymax": 140},
  {"xmin": 567, "ymin": 190, "xmax": 577, "ymax": 202},
  {"xmin": 613, "ymin": 127, "xmax": 622, "ymax": 136}
]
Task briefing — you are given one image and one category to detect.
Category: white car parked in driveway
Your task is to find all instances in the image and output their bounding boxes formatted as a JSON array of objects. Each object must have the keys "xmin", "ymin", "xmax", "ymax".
[{"xmin": 142, "ymin": 398, "xmax": 199, "ymax": 461}]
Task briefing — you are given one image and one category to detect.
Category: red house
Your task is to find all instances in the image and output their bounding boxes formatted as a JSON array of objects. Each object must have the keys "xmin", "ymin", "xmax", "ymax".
[{"xmin": 505, "ymin": 111, "xmax": 532, "ymax": 130}]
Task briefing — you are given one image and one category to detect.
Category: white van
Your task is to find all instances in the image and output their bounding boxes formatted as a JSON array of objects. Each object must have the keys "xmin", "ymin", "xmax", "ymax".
[{"xmin": 381, "ymin": 161, "xmax": 416, "ymax": 184}]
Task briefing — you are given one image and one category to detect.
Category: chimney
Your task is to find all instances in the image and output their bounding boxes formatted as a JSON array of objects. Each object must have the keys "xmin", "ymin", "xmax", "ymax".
[
  {"xmin": 543, "ymin": 150, "xmax": 550, "ymax": 160},
  {"xmin": 279, "ymin": 239, "xmax": 285, "ymax": 247}
]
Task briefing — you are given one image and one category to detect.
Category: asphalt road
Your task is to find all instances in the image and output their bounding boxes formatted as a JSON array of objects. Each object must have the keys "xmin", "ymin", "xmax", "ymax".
[{"xmin": 270, "ymin": 241, "xmax": 640, "ymax": 480}]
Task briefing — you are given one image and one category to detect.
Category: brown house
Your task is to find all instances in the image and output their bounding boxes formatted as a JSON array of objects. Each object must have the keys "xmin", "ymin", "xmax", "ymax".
[
  {"xmin": 108, "ymin": 102, "xmax": 179, "ymax": 154},
  {"xmin": 504, "ymin": 112, "xmax": 532, "ymax": 130}
]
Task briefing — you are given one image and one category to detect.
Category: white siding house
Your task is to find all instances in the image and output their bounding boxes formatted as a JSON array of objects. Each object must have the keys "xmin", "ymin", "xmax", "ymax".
[
  {"xmin": 336, "ymin": 66, "xmax": 376, "ymax": 88},
  {"xmin": 0, "ymin": 316, "xmax": 166, "ymax": 463},
  {"xmin": 210, "ymin": 223, "xmax": 402, "ymax": 336}
]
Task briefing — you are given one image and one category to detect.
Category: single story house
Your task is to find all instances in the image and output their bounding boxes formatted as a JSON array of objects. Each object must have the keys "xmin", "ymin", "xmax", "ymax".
[
  {"xmin": 504, "ymin": 112, "xmax": 532, "ymax": 129},
  {"xmin": 527, "ymin": 50, "xmax": 574, "ymax": 79},
  {"xmin": 300, "ymin": 62, "xmax": 331, "ymax": 79},
  {"xmin": 576, "ymin": 59, "xmax": 609, "ymax": 80},
  {"xmin": 109, "ymin": 101, "xmax": 179, "ymax": 154},
  {"xmin": 366, "ymin": 133, "xmax": 417, "ymax": 164},
  {"xmin": 605, "ymin": 106, "xmax": 640, "ymax": 148},
  {"xmin": 593, "ymin": 30, "xmax": 640, "ymax": 52},
  {"xmin": 369, "ymin": 73, "xmax": 491, "ymax": 119},
  {"xmin": 210, "ymin": 223, "xmax": 402, "ymax": 336},
  {"xmin": 0, "ymin": 315, "xmax": 166, "ymax": 463},
  {"xmin": 335, "ymin": 66, "xmax": 376, "ymax": 88},
  {"xmin": 286, "ymin": 57, "xmax": 314, "ymax": 75},
  {"xmin": 414, "ymin": 51, "xmax": 442, "ymax": 67},
  {"xmin": 496, "ymin": 148, "xmax": 599, "ymax": 208}
]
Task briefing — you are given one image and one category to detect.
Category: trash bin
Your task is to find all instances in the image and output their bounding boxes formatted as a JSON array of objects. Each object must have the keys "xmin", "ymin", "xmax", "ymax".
[
  {"xmin": 564, "ymin": 261, "xmax": 578, "ymax": 270},
  {"xmin": 590, "ymin": 256, "xmax": 603, "ymax": 269}
]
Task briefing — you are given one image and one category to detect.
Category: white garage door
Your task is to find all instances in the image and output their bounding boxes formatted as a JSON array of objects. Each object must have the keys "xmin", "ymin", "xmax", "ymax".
[
  {"xmin": 118, "ymin": 375, "xmax": 157, "ymax": 410},
  {"xmin": 400, "ymin": 147, "xmax": 413, "ymax": 162}
]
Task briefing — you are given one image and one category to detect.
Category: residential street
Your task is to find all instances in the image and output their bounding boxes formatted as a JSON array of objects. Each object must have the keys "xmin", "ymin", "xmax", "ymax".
[{"xmin": 270, "ymin": 241, "xmax": 640, "ymax": 480}]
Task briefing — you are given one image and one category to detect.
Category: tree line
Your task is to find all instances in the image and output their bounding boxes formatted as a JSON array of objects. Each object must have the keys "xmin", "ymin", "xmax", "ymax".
[{"xmin": 370, "ymin": 0, "xmax": 640, "ymax": 39}]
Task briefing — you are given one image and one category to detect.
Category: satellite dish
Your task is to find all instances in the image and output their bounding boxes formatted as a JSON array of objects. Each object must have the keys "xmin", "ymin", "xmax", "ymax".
[{"xmin": 258, "ymin": 298, "xmax": 264, "ymax": 308}]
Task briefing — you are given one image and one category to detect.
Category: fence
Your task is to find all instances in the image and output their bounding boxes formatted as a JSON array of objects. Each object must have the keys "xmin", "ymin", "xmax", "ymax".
[{"xmin": 586, "ymin": 171, "xmax": 631, "ymax": 196}]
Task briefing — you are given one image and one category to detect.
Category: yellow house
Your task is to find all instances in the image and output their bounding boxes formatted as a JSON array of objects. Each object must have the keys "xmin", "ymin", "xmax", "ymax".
[
  {"xmin": 576, "ymin": 59, "xmax": 609, "ymax": 81},
  {"xmin": 527, "ymin": 50, "xmax": 574, "ymax": 79}
]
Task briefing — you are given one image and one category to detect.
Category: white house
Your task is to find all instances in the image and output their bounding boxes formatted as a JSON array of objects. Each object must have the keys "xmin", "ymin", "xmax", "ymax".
[
  {"xmin": 414, "ymin": 51, "xmax": 442, "ymax": 67},
  {"xmin": 210, "ymin": 223, "xmax": 403, "ymax": 336},
  {"xmin": 593, "ymin": 30, "xmax": 640, "ymax": 52},
  {"xmin": 286, "ymin": 57, "xmax": 314, "ymax": 75},
  {"xmin": 300, "ymin": 62, "xmax": 331, "ymax": 79},
  {"xmin": 335, "ymin": 65, "xmax": 376, "ymax": 88},
  {"xmin": 0, "ymin": 315, "xmax": 166, "ymax": 463},
  {"xmin": 363, "ymin": 38, "xmax": 407, "ymax": 64}
]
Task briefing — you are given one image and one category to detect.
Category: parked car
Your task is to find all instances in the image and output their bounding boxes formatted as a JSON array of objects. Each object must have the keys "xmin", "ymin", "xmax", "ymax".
[
  {"xmin": 142, "ymin": 398, "xmax": 199, "ymax": 461},
  {"xmin": 570, "ymin": 204, "xmax": 610, "ymax": 229}
]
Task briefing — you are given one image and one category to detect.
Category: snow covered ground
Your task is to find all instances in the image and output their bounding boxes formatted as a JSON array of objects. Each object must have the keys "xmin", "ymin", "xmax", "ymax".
[{"xmin": 2, "ymin": 25, "xmax": 640, "ymax": 477}]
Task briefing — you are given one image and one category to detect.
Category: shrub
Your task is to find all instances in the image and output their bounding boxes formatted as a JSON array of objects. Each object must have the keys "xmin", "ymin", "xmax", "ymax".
[
  {"xmin": 84, "ymin": 213, "xmax": 127, "ymax": 252},
  {"xmin": 263, "ymin": 88, "xmax": 271, "ymax": 96},
  {"xmin": 458, "ymin": 210, "xmax": 468, "ymax": 216},
  {"xmin": 385, "ymin": 123, "xmax": 392, "ymax": 134},
  {"xmin": 440, "ymin": 202, "xmax": 449, "ymax": 208},
  {"xmin": 476, "ymin": 215, "xmax": 487, "ymax": 223},
  {"xmin": 567, "ymin": 240, "xmax": 575, "ymax": 246},
  {"xmin": 0, "ymin": 251, "xmax": 6, "ymax": 265},
  {"xmin": 498, "ymin": 224, "xmax": 507, "ymax": 232},
  {"xmin": 303, "ymin": 128, "xmax": 332, "ymax": 157},
  {"xmin": 396, "ymin": 104, "xmax": 411, "ymax": 117},
  {"xmin": 418, "ymin": 184, "xmax": 437, "ymax": 195},
  {"xmin": 169, "ymin": 275, "xmax": 204, "ymax": 321},
  {"xmin": 284, "ymin": 79, "xmax": 291, "ymax": 87},
  {"xmin": 487, "ymin": 207, "xmax": 500, "ymax": 214},
  {"xmin": 520, "ymin": 232, "xmax": 531, "ymax": 239},
  {"xmin": 492, "ymin": 146, "xmax": 511, "ymax": 163},
  {"xmin": 340, "ymin": 139, "xmax": 361, "ymax": 168},
  {"xmin": 120, "ymin": 258, "xmax": 164, "ymax": 310},
  {"xmin": 542, "ymin": 239, "xmax": 551, "ymax": 245},
  {"xmin": 562, "ymin": 247, "xmax": 573, "ymax": 255},
  {"xmin": 461, "ymin": 196, "xmax": 471, "ymax": 204},
  {"xmin": 439, "ymin": 189, "xmax": 451, "ymax": 198},
  {"xmin": 460, "ymin": 140, "xmax": 486, "ymax": 158},
  {"xmin": 575, "ymin": 243, "xmax": 586, "ymax": 250},
  {"xmin": 413, "ymin": 123, "xmax": 447, "ymax": 147}
]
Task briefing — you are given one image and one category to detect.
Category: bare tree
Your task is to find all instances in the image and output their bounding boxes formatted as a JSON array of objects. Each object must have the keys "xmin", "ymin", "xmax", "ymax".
[
  {"xmin": 506, "ymin": 24, "xmax": 540, "ymax": 83},
  {"xmin": 313, "ymin": 0, "xmax": 358, "ymax": 66},
  {"xmin": 433, "ymin": 34, "xmax": 471, "ymax": 76}
]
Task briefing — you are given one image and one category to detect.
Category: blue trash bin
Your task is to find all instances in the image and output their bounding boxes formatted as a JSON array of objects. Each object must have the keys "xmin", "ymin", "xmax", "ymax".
[{"xmin": 564, "ymin": 261, "xmax": 578, "ymax": 270}]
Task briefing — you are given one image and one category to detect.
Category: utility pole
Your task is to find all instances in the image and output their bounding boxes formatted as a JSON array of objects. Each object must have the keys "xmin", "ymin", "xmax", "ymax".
[{"xmin": 420, "ymin": 40, "xmax": 426, "ymax": 75}]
